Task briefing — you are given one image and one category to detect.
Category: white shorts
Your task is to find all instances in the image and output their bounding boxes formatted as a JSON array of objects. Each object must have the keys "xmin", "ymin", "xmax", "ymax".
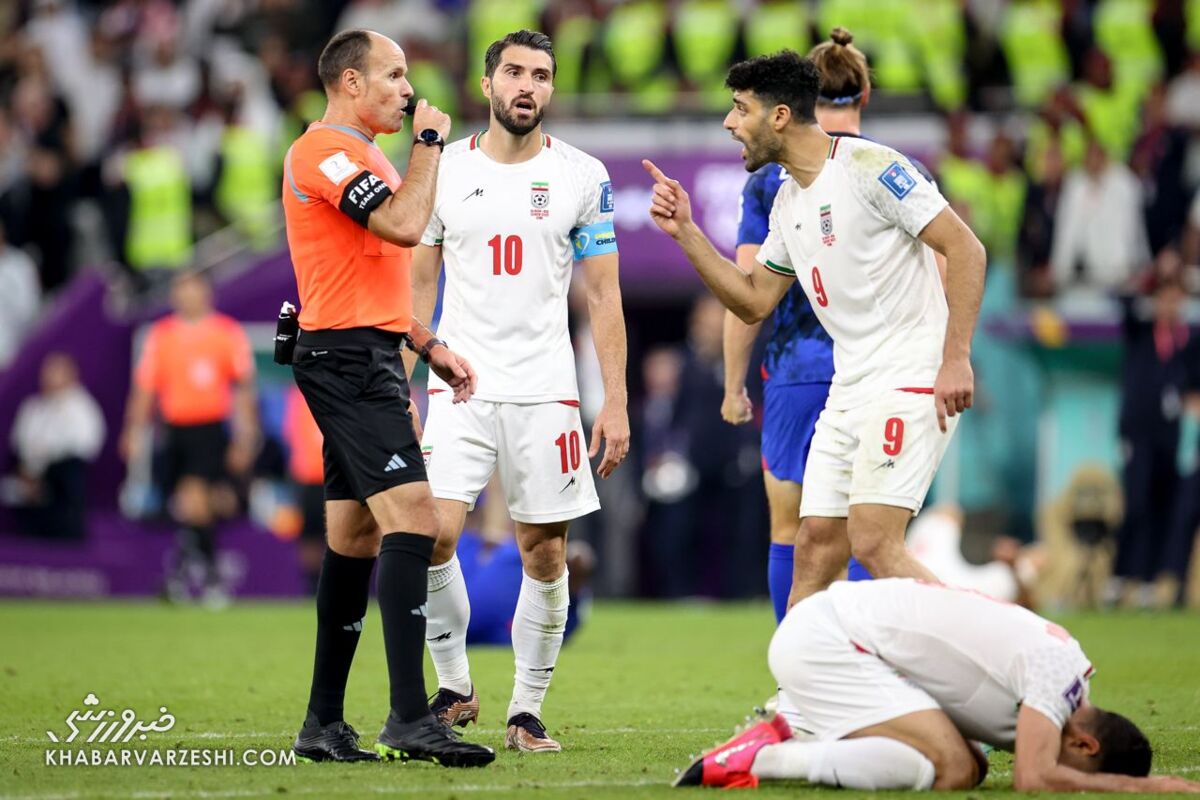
[
  {"xmin": 422, "ymin": 396, "xmax": 600, "ymax": 524},
  {"xmin": 799, "ymin": 390, "xmax": 959, "ymax": 518},
  {"xmin": 768, "ymin": 592, "xmax": 940, "ymax": 741}
]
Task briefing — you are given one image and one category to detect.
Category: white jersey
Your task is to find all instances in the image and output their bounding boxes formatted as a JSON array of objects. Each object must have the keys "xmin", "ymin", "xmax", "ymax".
[
  {"xmin": 421, "ymin": 132, "xmax": 616, "ymax": 403},
  {"xmin": 757, "ymin": 136, "xmax": 949, "ymax": 411},
  {"xmin": 825, "ymin": 579, "xmax": 1094, "ymax": 750}
]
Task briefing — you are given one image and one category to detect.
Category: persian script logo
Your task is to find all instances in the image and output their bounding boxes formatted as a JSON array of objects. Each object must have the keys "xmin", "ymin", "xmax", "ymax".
[{"xmin": 46, "ymin": 694, "xmax": 176, "ymax": 744}]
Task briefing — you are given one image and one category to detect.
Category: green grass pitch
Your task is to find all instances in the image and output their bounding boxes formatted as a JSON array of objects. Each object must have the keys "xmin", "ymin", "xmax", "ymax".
[{"xmin": 1, "ymin": 600, "xmax": 1198, "ymax": 799}]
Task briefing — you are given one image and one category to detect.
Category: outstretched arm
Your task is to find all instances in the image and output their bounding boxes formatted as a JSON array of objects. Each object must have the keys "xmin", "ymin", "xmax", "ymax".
[
  {"xmin": 1013, "ymin": 706, "xmax": 1200, "ymax": 793},
  {"xmin": 643, "ymin": 160, "xmax": 792, "ymax": 323}
]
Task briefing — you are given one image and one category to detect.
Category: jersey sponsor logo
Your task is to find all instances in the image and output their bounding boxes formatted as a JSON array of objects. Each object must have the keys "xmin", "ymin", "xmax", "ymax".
[
  {"xmin": 878, "ymin": 161, "xmax": 917, "ymax": 200},
  {"xmin": 819, "ymin": 204, "xmax": 836, "ymax": 246},
  {"xmin": 600, "ymin": 180, "xmax": 614, "ymax": 213},
  {"xmin": 318, "ymin": 151, "xmax": 357, "ymax": 185},
  {"xmin": 531, "ymin": 181, "xmax": 550, "ymax": 218},
  {"xmin": 462, "ymin": 187, "xmax": 484, "ymax": 202}
]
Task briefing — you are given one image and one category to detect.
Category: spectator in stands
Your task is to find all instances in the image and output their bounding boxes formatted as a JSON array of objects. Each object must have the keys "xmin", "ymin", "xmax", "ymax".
[
  {"xmin": 1110, "ymin": 255, "xmax": 1194, "ymax": 608},
  {"xmin": 0, "ymin": 218, "xmax": 40, "ymax": 369},
  {"xmin": 132, "ymin": 22, "xmax": 201, "ymax": 112},
  {"xmin": 1130, "ymin": 84, "xmax": 1191, "ymax": 255},
  {"xmin": 7, "ymin": 352, "xmax": 105, "ymax": 540},
  {"xmin": 1164, "ymin": 52, "xmax": 1200, "ymax": 130},
  {"xmin": 1050, "ymin": 137, "xmax": 1150, "ymax": 293},
  {"xmin": 10, "ymin": 69, "xmax": 74, "ymax": 293},
  {"xmin": 120, "ymin": 271, "xmax": 258, "ymax": 606},
  {"xmin": 639, "ymin": 297, "xmax": 764, "ymax": 599},
  {"xmin": 1017, "ymin": 141, "xmax": 1065, "ymax": 298},
  {"xmin": 1162, "ymin": 333, "xmax": 1200, "ymax": 607}
]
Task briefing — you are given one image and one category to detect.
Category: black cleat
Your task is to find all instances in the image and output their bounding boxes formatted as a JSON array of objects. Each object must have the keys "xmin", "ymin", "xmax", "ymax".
[
  {"xmin": 375, "ymin": 712, "xmax": 495, "ymax": 767},
  {"xmin": 673, "ymin": 758, "xmax": 705, "ymax": 787},
  {"xmin": 293, "ymin": 714, "xmax": 381, "ymax": 763}
]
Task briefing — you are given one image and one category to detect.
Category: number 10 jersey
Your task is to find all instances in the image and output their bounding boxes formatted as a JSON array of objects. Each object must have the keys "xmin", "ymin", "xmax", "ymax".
[{"xmin": 421, "ymin": 132, "xmax": 617, "ymax": 403}]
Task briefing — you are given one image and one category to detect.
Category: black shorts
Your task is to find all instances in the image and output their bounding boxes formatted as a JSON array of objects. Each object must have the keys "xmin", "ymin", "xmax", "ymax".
[
  {"xmin": 163, "ymin": 421, "xmax": 228, "ymax": 489},
  {"xmin": 292, "ymin": 327, "xmax": 426, "ymax": 504}
]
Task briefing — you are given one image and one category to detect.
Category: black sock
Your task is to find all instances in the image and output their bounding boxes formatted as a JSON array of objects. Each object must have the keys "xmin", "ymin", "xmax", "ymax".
[
  {"xmin": 376, "ymin": 532, "xmax": 434, "ymax": 723},
  {"xmin": 192, "ymin": 524, "xmax": 217, "ymax": 585},
  {"xmin": 307, "ymin": 548, "xmax": 376, "ymax": 726}
]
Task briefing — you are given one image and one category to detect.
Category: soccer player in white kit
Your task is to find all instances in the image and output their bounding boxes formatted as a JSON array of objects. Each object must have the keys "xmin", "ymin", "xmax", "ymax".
[
  {"xmin": 645, "ymin": 52, "xmax": 985, "ymax": 608},
  {"xmin": 674, "ymin": 579, "xmax": 1200, "ymax": 793},
  {"xmin": 407, "ymin": 30, "xmax": 630, "ymax": 753}
]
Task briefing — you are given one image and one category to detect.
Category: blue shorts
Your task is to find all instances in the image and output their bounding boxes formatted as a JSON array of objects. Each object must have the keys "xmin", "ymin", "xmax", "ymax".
[{"xmin": 761, "ymin": 381, "xmax": 830, "ymax": 485}]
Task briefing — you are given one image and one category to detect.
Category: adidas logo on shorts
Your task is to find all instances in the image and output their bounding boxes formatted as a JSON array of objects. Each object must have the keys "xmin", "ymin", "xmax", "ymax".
[{"xmin": 384, "ymin": 454, "xmax": 407, "ymax": 472}]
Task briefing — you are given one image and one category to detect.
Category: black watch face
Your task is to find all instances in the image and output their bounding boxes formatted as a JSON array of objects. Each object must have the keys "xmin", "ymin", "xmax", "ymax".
[{"xmin": 419, "ymin": 129, "xmax": 440, "ymax": 144}]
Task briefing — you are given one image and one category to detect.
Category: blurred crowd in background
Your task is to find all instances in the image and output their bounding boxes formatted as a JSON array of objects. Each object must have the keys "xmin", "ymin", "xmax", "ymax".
[{"xmin": 1, "ymin": 0, "xmax": 1199, "ymax": 610}]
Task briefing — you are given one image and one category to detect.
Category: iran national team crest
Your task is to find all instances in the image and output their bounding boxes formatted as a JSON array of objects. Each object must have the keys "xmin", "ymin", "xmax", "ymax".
[
  {"xmin": 530, "ymin": 181, "xmax": 550, "ymax": 219},
  {"xmin": 819, "ymin": 203, "xmax": 836, "ymax": 246}
]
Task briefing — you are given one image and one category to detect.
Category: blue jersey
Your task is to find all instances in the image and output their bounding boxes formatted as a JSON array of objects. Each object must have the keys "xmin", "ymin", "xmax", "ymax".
[
  {"xmin": 738, "ymin": 163, "xmax": 834, "ymax": 385},
  {"xmin": 737, "ymin": 134, "xmax": 936, "ymax": 386}
]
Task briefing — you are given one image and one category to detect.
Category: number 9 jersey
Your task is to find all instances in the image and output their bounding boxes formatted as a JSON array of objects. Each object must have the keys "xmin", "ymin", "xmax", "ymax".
[{"xmin": 420, "ymin": 132, "xmax": 617, "ymax": 403}]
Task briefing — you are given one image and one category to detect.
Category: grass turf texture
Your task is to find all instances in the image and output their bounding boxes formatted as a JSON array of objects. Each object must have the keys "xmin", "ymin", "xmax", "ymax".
[{"xmin": 1, "ymin": 601, "xmax": 1197, "ymax": 799}]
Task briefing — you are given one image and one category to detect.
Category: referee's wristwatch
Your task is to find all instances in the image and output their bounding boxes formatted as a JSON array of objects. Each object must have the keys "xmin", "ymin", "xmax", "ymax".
[{"xmin": 414, "ymin": 129, "xmax": 445, "ymax": 151}]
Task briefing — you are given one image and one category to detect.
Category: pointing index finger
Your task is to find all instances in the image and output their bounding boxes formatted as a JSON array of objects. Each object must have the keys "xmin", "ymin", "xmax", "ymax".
[{"xmin": 642, "ymin": 159, "xmax": 670, "ymax": 184}]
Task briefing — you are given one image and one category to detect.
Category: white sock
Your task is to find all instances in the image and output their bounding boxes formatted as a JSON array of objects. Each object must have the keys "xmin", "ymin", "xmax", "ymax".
[
  {"xmin": 751, "ymin": 737, "xmax": 935, "ymax": 790},
  {"xmin": 425, "ymin": 555, "xmax": 472, "ymax": 696},
  {"xmin": 507, "ymin": 569, "xmax": 569, "ymax": 721},
  {"xmin": 776, "ymin": 689, "xmax": 815, "ymax": 738}
]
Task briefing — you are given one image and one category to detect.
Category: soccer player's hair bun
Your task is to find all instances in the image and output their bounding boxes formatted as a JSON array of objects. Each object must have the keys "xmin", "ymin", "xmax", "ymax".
[{"xmin": 830, "ymin": 27, "xmax": 853, "ymax": 46}]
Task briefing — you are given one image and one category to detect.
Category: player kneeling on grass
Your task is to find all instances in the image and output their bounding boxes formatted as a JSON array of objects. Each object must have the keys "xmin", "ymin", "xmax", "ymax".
[{"xmin": 675, "ymin": 578, "xmax": 1200, "ymax": 793}]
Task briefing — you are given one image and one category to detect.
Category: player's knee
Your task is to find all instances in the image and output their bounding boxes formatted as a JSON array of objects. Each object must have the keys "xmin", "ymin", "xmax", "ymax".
[
  {"xmin": 848, "ymin": 533, "xmax": 901, "ymax": 575},
  {"xmin": 796, "ymin": 517, "xmax": 841, "ymax": 549}
]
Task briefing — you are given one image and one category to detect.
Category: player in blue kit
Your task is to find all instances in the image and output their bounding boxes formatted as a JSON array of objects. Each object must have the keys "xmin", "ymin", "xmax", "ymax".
[{"xmin": 721, "ymin": 28, "xmax": 943, "ymax": 623}]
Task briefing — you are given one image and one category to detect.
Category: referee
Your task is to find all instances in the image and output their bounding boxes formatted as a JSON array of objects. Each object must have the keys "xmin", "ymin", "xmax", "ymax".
[{"xmin": 282, "ymin": 29, "xmax": 492, "ymax": 767}]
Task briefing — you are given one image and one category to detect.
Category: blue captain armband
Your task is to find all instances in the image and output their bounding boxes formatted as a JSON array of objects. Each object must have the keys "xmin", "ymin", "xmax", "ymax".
[{"xmin": 572, "ymin": 222, "xmax": 618, "ymax": 260}]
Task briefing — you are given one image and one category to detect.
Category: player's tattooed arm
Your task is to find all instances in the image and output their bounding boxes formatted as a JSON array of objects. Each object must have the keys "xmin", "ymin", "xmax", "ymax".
[
  {"xmin": 643, "ymin": 159, "xmax": 790, "ymax": 324},
  {"xmin": 918, "ymin": 206, "xmax": 986, "ymax": 432}
]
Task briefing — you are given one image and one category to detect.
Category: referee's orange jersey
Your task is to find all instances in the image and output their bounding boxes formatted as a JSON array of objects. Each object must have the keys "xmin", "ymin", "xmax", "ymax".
[
  {"xmin": 282, "ymin": 122, "xmax": 412, "ymax": 333},
  {"xmin": 134, "ymin": 313, "xmax": 254, "ymax": 426}
]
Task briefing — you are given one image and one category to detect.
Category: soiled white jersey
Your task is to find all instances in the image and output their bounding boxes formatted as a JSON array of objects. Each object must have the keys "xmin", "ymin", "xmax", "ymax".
[
  {"xmin": 826, "ymin": 579, "xmax": 1094, "ymax": 751},
  {"xmin": 421, "ymin": 132, "xmax": 616, "ymax": 402},
  {"xmin": 757, "ymin": 136, "xmax": 949, "ymax": 411}
]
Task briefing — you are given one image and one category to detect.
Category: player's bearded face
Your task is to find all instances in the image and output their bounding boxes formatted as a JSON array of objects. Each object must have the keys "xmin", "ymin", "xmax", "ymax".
[
  {"xmin": 742, "ymin": 117, "xmax": 783, "ymax": 172},
  {"xmin": 491, "ymin": 88, "xmax": 544, "ymax": 136}
]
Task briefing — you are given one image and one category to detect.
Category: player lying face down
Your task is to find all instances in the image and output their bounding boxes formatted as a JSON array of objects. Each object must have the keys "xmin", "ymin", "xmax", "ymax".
[{"xmin": 674, "ymin": 579, "xmax": 1199, "ymax": 793}]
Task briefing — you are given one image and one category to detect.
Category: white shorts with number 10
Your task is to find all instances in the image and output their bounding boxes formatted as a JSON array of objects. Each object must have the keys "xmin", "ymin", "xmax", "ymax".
[
  {"xmin": 799, "ymin": 389, "xmax": 959, "ymax": 519},
  {"xmin": 422, "ymin": 394, "xmax": 600, "ymax": 524}
]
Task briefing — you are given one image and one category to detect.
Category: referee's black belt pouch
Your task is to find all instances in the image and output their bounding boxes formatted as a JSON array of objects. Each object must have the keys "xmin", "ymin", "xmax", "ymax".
[{"xmin": 274, "ymin": 301, "xmax": 299, "ymax": 365}]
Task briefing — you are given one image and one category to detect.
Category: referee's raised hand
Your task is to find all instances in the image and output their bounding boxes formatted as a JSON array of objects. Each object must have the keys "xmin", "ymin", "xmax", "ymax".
[
  {"xmin": 426, "ymin": 343, "xmax": 478, "ymax": 403},
  {"xmin": 411, "ymin": 98, "xmax": 451, "ymax": 140}
]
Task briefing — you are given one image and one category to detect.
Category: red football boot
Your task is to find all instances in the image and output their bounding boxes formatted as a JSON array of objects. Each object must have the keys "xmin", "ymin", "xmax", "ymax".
[{"xmin": 673, "ymin": 714, "xmax": 793, "ymax": 789}]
